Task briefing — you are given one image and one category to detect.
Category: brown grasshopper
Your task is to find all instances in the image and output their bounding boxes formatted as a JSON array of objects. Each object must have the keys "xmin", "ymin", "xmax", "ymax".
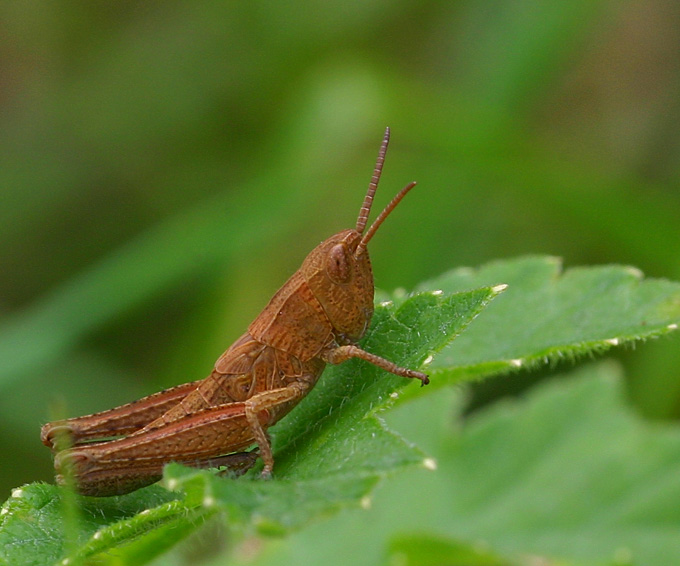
[{"xmin": 41, "ymin": 127, "xmax": 428, "ymax": 496}]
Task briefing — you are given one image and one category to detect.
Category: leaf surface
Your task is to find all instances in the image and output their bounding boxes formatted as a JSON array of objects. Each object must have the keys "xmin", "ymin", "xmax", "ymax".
[
  {"xmin": 0, "ymin": 285, "xmax": 499, "ymax": 565},
  {"xmin": 235, "ymin": 363, "xmax": 680, "ymax": 566},
  {"xmin": 3, "ymin": 257, "xmax": 680, "ymax": 564}
]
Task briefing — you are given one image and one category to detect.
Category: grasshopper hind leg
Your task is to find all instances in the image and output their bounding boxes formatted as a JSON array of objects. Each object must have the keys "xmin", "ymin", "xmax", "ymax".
[
  {"xmin": 55, "ymin": 448, "xmax": 261, "ymax": 496},
  {"xmin": 41, "ymin": 380, "xmax": 201, "ymax": 449}
]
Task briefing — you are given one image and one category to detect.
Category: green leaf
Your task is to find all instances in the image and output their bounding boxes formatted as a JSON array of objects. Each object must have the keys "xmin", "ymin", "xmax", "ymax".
[
  {"xmin": 269, "ymin": 285, "xmax": 504, "ymax": 478},
  {"xmin": 0, "ymin": 285, "xmax": 500, "ymax": 565},
  {"xmin": 418, "ymin": 256, "xmax": 680, "ymax": 382},
  {"xmin": 0, "ymin": 483, "xmax": 181, "ymax": 566},
  {"xmin": 4, "ymin": 256, "xmax": 679, "ymax": 564},
  {"xmin": 234, "ymin": 363, "xmax": 680, "ymax": 566}
]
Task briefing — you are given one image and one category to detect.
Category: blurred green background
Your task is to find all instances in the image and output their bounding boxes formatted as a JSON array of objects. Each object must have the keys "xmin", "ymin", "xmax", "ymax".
[{"xmin": 1, "ymin": 0, "xmax": 679, "ymax": 502}]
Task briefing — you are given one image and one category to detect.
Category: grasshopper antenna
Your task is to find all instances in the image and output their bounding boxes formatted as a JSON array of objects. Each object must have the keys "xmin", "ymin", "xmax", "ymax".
[
  {"xmin": 355, "ymin": 126, "xmax": 390, "ymax": 235},
  {"xmin": 355, "ymin": 180, "xmax": 417, "ymax": 256}
]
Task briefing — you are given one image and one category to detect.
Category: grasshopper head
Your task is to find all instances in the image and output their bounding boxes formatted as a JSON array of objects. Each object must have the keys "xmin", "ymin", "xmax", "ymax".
[
  {"xmin": 302, "ymin": 128, "xmax": 417, "ymax": 344},
  {"xmin": 301, "ymin": 228, "xmax": 374, "ymax": 343}
]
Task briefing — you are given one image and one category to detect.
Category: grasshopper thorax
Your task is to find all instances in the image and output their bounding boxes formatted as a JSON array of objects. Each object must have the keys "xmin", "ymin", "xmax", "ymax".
[{"xmin": 249, "ymin": 127, "xmax": 417, "ymax": 359}]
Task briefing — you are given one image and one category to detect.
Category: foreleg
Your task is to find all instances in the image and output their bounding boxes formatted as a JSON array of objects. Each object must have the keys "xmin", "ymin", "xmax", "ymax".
[{"xmin": 321, "ymin": 345, "xmax": 429, "ymax": 385}]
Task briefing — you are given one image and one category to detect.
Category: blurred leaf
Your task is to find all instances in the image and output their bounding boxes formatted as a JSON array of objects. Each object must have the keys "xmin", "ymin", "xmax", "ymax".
[
  {"xmin": 429, "ymin": 362, "xmax": 680, "ymax": 564},
  {"xmin": 387, "ymin": 533, "xmax": 514, "ymax": 566}
]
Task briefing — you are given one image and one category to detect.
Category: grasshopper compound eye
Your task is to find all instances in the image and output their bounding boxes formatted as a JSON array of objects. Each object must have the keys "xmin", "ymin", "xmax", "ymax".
[{"xmin": 326, "ymin": 244, "xmax": 351, "ymax": 284}]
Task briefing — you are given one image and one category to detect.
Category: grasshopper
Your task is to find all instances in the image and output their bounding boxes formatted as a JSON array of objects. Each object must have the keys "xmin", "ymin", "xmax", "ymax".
[{"xmin": 41, "ymin": 127, "xmax": 428, "ymax": 496}]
